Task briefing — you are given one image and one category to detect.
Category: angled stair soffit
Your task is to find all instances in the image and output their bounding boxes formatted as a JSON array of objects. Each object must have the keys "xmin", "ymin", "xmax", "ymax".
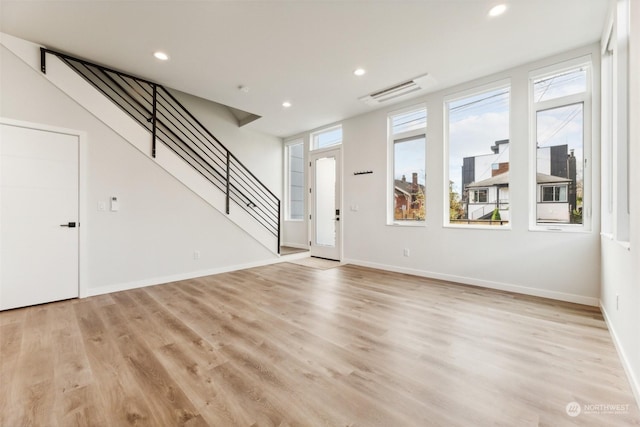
[{"xmin": 228, "ymin": 106, "xmax": 261, "ymax": 127}]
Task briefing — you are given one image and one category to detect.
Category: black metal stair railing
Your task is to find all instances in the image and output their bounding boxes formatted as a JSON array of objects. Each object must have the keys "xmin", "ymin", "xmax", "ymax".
[{"xmin": 40, "ymin": 48, "xmax": 280, "ymax": 253}]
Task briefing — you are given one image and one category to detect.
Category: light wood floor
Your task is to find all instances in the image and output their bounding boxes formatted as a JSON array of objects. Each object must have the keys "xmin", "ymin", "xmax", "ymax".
[
  {"xmin": 279, "ymin": 246, "xmax": 309, "ymax": 256},
  {"xmin": 1, "ymin": 263, "xmax": 638, "ymax": 426}
]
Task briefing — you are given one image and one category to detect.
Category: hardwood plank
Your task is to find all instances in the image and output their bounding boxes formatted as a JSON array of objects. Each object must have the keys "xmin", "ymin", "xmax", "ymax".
[
  {"xmin": 74, "ymin": 299, "xmax": 162, "ymax": 426},
  {"xmin": 3, "ymin": 305, "xmax": 56, "ymax": 426},
  {"xmin": 1, "ymin": 263, "xmax": 638, "ymax": 426},
  {"xmin": 51, "ymin": 301, "xmax": 99, "ymax": 425},
  {"xmin": 0, "ymin": 316, "xmax": 24, "ymax": 425},
  {"xmin": 109, "ymin": 290, "xmax": 244, "ymax": 426},
  {"xmin": 96, "ymin": 301, "xmax": 206, "ymax": 426}
]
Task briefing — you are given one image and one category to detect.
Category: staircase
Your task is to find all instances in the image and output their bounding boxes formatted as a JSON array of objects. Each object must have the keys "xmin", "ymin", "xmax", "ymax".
[{"xmin": 39, "ymin": 48, "xmax": 280, "ymax": 254}]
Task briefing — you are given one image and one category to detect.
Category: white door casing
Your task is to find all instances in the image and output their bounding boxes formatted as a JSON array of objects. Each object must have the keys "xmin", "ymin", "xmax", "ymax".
[
  {"xmin": 1, "ymin": 122, "xmax": 80, "ymax": 310},
  {"xmin": 309, "ymin": 148, "xmax": 341, "ymax": 260}
]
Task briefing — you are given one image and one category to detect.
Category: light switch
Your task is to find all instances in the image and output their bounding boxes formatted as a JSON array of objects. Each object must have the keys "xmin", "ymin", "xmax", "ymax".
[{"xmin": 110, "ymin": 196, "xmax": 119, "ymax": 212}]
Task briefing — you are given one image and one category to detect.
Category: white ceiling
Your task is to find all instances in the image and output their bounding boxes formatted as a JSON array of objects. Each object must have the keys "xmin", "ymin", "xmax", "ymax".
[{"xmin": 1, "ymin": 0, "xmax": 608, "ymax": 138}]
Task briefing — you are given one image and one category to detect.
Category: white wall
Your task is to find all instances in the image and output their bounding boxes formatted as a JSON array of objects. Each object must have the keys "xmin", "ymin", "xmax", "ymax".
[
  {"xmin": 289, "ymin": 43, "xmax": 602, "ymax": 306},
  {"xmin": 600, "ymin": 0, "xmax": 640, "ymax": 405},
  {"xmin": 0, "ymin": 40, "xmax": 282, "ymax": 295},
  {"xmin": 282, "ymin": 217, "xmax": 308, "ymax": 248},
  {"xmin": 168, "ymin": 89, "xmax": 283, "ymax": 195}
]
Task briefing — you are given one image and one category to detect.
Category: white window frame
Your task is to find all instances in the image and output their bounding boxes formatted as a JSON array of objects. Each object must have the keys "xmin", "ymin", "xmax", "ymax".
[
  {"xmin": 601, "ymin": 22, "xmax": 615, "ymax": 238},
  {"xmin": 387, "ymin": 104, "xmax": 427, "ymax": 226},
  {"xmin": 601, "ymin": 0, "xmax": 630, "ymax": 245},
  {"xmin": 529, "ymin": 55, "xmax": 592, "ymax": 232},
  {"xmin": 443, "ymin": 79, "xmax": 511, "ymax": 229},
  {"xmin": 284, "ymin": 138, "xmax": 305, "ymax": 221},
  {"xmin": 310, "ymin": 125, "xmax": 342, "ymax": 151}
]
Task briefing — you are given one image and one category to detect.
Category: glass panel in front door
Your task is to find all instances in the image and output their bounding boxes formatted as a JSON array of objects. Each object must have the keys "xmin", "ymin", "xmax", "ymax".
[{"xmin": 315, "ymin": 156, "xmax": 336, "ymax": 247}]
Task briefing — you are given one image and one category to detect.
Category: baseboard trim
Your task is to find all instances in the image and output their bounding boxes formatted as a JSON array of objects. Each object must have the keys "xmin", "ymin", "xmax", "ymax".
[
  {"xmin": 83, "ymin": 257, "xmax": 284, "ymax": 298},
  {"xmin": 342, "ymin": 258, "xmax": 599, "ymax": 307},
  {"xmin": 600, "ymin": 303, "xmax": 640, "ymax": 410}
]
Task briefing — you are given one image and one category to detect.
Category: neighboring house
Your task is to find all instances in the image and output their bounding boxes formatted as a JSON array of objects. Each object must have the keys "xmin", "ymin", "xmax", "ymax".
[
  {"xmin": 535, "ymin": 173, "xmax": 574, "ymax": 223},
  {"xmin": 465, "ymin": 171, "xmax": 510, "ymax": 221},
  {"xmin": 462, "ymin": 139, "xmax": 510, "ymax": 193},
  {"xmin": 394, "ymin": 172, "xmax": 425, "ymax": 220},
  {"xmin": 465, "ymin": 171, "xmax": 573, "ymax": 223},
  {"xmin": 461, "ymin": 140, "xmax": 578, "ymax": 223}
]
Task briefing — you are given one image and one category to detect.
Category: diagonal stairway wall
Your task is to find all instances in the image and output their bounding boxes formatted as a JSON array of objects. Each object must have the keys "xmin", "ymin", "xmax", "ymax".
[
  {"xmin": 3, "ymin": 33, "xmax": 280, "ymax": 254},
  {"xmin": 0, "ymin": 33, "xmax": 284, "ymax": 295}
]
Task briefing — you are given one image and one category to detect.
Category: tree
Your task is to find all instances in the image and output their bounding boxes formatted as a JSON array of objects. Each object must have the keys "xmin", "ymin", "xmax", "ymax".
[
  {"xmin": 414, "ymin": 187, "xmax": 426, "ymax": 220},
  {"xmin": 449, "ymin": 181, "xmax": 464, "ymax": 220}
]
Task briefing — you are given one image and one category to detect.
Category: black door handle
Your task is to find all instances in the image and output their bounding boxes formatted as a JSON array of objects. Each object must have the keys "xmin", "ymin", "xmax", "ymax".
[{"xmin": 60, "ymin": 222, "xmax": 77, "ymax": 228}]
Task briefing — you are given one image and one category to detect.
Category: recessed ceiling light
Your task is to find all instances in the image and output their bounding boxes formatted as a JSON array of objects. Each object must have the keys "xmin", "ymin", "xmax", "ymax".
[
  {"xmin": 153, "ymin": 51, "xmax": 169, "ymax": 61},
  {"xmin": 354, "ymin": 68, "xmax": 366, "ymax": 77},
  {"xmin": 282, "ymin": 101, "xmax": 292, "ymax": 108},
  {"xmin": 488, "ymin": 4, "xmax": 507, "ymax": 17}
]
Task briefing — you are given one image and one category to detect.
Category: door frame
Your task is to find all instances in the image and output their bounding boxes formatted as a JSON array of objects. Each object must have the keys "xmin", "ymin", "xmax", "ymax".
[
  {"xmin": 0, "ymin": 117, "xmax": 88, "ymax": 298},
  {"xmin": 309, "ymin": 146, "xmax": 342, "ymax": 261}
]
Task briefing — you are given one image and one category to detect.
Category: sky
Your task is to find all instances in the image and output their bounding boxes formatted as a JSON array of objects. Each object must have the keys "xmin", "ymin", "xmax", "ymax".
[
  {"xmin": 392, "ymin": 109, "xmax": 427, "ymax": 185},
  {"xmin": 536, "ymin": 103, "xmax": 584, "ymax": 183},
  {"xmin": 395, "ymin": 137, "xmax": 425, "ymax": 185},
  {"xmin": 448, "ymin": 87, "xmax": 510, "ymax": 194},
  {"xmin": 533, "ymin": 67, "xmax": 585, "ymax": 184},
  {"xmin": 390, "ymin": 68, "xmax": 586, "ymax": 201},
  {"xmin": 447, "ymin": 68, "xmax": 586, "ymax": 195}
]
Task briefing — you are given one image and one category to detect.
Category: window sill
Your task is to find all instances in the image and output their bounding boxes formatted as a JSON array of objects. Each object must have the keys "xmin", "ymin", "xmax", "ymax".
[
  {"xmin": 529, "ymin": 225, "xmax": 591, "ymax": 234},
  {"xmin": 601, "ymin": 233, "xmax": 631, "ymax": 251},
  {"xmin": 444, "ymin": 223, "xmax": 511, "ymax": 231},
  {"xmin": 388, "ymin": 221, "xmax": 426, "ymax": 228},
  {"xmin": 617, "ymin": 241, "xmax": 631, "ymax": 251}
]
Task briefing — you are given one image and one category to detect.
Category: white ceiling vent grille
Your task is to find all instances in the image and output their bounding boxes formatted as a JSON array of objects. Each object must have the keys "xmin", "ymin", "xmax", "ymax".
[{"xmin": 359, "ymin": 73, "xmax": 436, "ymax": 106}]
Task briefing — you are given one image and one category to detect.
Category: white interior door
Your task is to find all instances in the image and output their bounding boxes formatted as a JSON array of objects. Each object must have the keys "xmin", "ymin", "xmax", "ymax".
[
  {"xmin": 310, "ymin": 148, "xmax": 341, "ymax": 260},
  {"xmin": 1, "ymin": 124, "xmax": 79, "ymax": 310}
]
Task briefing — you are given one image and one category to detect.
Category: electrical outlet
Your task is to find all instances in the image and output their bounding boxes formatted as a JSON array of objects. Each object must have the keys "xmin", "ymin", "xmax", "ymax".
[
  {"xmin": 403, "ymin": 248, "xmax": 410, "ymax": 257},
  {"xmin": 193, "ymin": 250, "xmax": 201, "ymax": 260}
]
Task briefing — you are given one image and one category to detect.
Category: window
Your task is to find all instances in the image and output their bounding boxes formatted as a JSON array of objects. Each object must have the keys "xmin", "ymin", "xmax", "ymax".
[
  {"xmin": 389, "ymin": 106, "xmax": 426, "ymax": 223},
  {"xmin": 541, "ymin": 185, "xmax": 568, "ymax": 202},
  {"xmin": 601, "ymin": 2, "xmax": 630, "ymax": 242},
  {"xmin": 311, "ymin": 125, "xmax": 342, "ymax": 150},
  {"xmin": 285, "ymin": 140, "xmax": 304, "ymax": 220},
  {"xmin": 531, "ymin": 59, "xmax": 591, "ymax": 228},
  {"xmin": 533, "ymin": 69, "xmax": 586, "ymax": 102},
  {"xmin": 446, "ymin": 82, "xmax": 510, "ymax": 226},
  {"xmin": 470, "ymin": 189, "xmax": 488, "ymax": 203}
]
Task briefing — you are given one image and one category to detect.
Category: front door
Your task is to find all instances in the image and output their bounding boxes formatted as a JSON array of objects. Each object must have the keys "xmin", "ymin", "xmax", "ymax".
[
  {"xmin": 1, "ymin": 123, "xmax": 80, "ymax": 310},
  {"xmin": 309, "ymin": 148, "xmax": 341, "ymax": 260}
]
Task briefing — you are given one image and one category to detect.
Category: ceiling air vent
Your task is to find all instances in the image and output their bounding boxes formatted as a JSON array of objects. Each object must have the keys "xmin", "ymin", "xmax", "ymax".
[{"xmin": 359, "ymin": 73, "xmax": 436, "ymax": 106}]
